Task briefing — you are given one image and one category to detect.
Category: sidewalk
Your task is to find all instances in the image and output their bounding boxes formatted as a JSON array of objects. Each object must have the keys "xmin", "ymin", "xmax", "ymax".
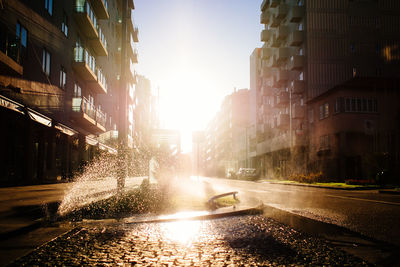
[
  {"xmin": 259, "ymin": 179, "xmax": 400, "ymax": 193},
  {"xmin": 0, "ymin": 183, "xmax": 71, "ymax": 237}
]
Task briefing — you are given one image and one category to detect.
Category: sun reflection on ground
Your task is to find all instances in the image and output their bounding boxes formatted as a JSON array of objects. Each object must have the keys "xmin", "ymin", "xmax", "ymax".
[{"xmin": 161, "ymin": 219, "xmax": 202, "ymax": 246}]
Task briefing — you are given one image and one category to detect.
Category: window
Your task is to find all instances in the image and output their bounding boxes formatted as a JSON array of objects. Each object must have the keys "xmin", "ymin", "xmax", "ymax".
[
  {"xmin": 335, "ymin": 98, "xmax": 344, "ymax": 113},
  {"xmin": 352, "ymin": 67, "xmax": 358, "ymax": 77},
  {"xmin": 59, "ymin": 66, "xmax": 66, "ymax": 89},
  {"xmin": 319, "ymin": 105, "xmax": 324, "ymax": 120},
  {"xmin": 74, "ymin": 83, "xmax": 81, "ymax": 97},
  {"xmin": 324, "ymin": 103, "xmax": 329, "ymax": 118},
  {"xmin": 343, "ymin": 97, "xmax": 378, "ymax": 113},
  {"xmin": 308, "ymin": 109, "xmax": 314, "ymax": 123},
  {"xmin": 61, "ymin": 12, "xmax": 68, "ymax": 36},
  {"xmin": 16, "ymin": 22, "xmax": 27, "ymax": 61},
  {"xmin": 16, "ymin": 22, "xmax": 27, "ymax": 48},
  {"xmin": 319, "ymin": 103, "xmax": 329, "ymax": 119},
  {"xmin": 45, "ymin": 0, "xmax": 53, "ymax": 15},
  {"xmin": 319, "ymin": 135, "xmax": 330, "ymax": 150},
  {"xmin": 42, "ymin": 48, "xmax": 51, "ymax": 76}
]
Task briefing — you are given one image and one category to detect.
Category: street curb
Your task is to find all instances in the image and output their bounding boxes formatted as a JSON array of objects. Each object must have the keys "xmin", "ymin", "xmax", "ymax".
[
  {"xmin": 378, "ymin": 189, "xmax": 400, "ymax": 195},
  {"xmin": 0, "ymin": 201, "xmax": 60, "ymax": 239},
  {"xmin": 124, "ymin": 206, "xmax": 264, "ymax": 224},
  {"xmin": 0, "ymin": 220, "xmax": 44, "ymax": 240},
  {"xmin": 261, "ymin": 181, "xmax": 381, "ymax": 190},
  {"xmin": 261, "ymin": 204, "xmax": 400, "ymax": 265}
]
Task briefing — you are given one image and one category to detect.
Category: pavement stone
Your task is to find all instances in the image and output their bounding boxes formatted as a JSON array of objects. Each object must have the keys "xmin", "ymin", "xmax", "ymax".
[{"xmin": 9, "ymin": 215, "xmax": 369, "ymax": 266}]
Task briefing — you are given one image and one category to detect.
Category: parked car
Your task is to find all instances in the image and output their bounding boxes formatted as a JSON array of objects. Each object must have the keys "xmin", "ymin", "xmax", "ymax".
[{"xmin": 236, "ymin": 168, "xmax": 259, "ymax": 180}]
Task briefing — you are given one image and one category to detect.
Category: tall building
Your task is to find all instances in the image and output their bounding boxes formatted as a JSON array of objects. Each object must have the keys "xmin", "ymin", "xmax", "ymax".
[
  {"xmin": 254, "ymin": 0, "xmax": 400, "ymax": 180},
  {"xmin": 135, "ymin": 75, "xmax": 159, "ymax": 147},
  {"xmin": 0, "ymin": 0, "xmax": 139, "ymax": 185},
  {"xmin": 204, "ymin": 89, "xmax": 250, "ymax": 177}
]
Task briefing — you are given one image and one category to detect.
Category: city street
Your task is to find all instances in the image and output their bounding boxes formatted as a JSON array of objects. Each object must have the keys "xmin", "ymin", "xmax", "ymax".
[
  {"xmin": 10, "ymin": 215, "xmax": 367, "ymax": 266},
  {"xmin": 1, "ymin": 176, "xmax": 399, "ymax": 265},
  {"xmin": 202, "ymin": 177, "xmax": 400, "ymax": 246}
]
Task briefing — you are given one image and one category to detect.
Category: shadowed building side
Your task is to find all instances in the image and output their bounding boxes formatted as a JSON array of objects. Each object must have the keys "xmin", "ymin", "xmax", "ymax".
[{"xmin": 0, "ymin": 0, "xmax": 138, "ymax": 186}]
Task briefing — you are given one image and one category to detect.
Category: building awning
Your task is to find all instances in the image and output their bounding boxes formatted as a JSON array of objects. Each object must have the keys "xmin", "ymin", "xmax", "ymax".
[
  {"xmin": 0, "ymin": 94, "xmax": 24, "ymax": 114},
  {"xmin": 27, "ymin": 108, "xmax": 52, "ymax": 127},
  {"xmin": 1, "ymin": 93, "xmax": 117, "ymax": 154},
  {"xmin": 86, "ymin": 136, "xmax": 99, "ymax": 146},
  {"xmin": 54, "ymin": 123, "xmax": 77, "ymax": 136},
  {"xmin": 99, "ymin": 143, "xmax": 117, "ymax": 155}
]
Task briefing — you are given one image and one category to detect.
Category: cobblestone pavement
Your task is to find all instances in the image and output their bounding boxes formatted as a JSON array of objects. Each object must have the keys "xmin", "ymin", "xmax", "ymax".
[{"xmin": 10, "ymin": 215, "xmax": 369, "ymax": 266}]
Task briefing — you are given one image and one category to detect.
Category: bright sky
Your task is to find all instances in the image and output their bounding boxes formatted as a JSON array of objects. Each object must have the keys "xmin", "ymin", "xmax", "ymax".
[{"xmin": 134, "ymin": 0, "xmax": 263, "ymax": 152}]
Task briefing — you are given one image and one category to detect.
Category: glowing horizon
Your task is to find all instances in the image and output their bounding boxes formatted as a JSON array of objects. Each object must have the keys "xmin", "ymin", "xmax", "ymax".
[{"xmin": 134, "ymin": 0, "xmax": 263, "ymax": 152}]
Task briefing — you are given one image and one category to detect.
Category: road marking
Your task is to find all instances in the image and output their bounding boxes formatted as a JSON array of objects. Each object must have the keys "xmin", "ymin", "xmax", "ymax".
[{"xmin": 326, "ymin": 194, "xmax": 400, "ymax": 206}]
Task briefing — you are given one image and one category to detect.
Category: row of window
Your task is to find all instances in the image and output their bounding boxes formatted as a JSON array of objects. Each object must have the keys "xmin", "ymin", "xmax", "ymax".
[
  {"xmin": 309, "ymin": 97, "xmax": 378, "ymax": 123},
  {"xmin": 335, "ymin": 97, "xmax": 378, "ymax": 113}
]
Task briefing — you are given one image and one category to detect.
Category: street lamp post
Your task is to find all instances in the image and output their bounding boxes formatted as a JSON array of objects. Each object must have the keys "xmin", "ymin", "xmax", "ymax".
[{"xmin": 117, "ymin": 0, "xmax": 129, "ymax": 192}]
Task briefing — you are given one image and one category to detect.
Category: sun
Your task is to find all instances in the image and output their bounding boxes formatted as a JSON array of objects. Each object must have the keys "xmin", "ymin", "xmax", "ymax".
[{"xmin": 159, "ymin": 69, "xmax": 218, "ymax": 152}]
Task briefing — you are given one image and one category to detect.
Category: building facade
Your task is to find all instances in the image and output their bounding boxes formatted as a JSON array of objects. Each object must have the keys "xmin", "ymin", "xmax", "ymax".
[
  {"xmin": 251, "ymin": 0, "xmax": 400, "ymax": 181},
  {"xmin": 307, "ymin": 78, "xmax": 400, "ymax": 183},
  {"xmin": 0, "ymin": 0, "xmax": 139, "ymax": 185},
  {"xmin": 204, "ymin": 89, "xmax": 250, "ymax": 177}
]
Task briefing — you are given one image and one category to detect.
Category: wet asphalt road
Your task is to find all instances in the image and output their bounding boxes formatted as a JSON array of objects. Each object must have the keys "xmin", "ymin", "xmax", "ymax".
[
  {"xmin": 202, "ymin": 177, "xmax": 400, "ymax": 247},
  {"xmin": 10, "ymin": 215, "xmax": 368, "ymax": 266}
]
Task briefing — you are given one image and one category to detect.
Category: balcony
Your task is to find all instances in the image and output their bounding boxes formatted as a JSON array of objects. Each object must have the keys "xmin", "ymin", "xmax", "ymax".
[
  {"xmin": 260, "ymin": 104, "xmax": 269, "ymax": 115},
  {"xmin": 260, "ymin": 11, "xmax": 270, "ymax": 24},
  {"xmin": 261, "ymin": 66, "xmax": 273, "ymax": 77},
  {"xmin": 127, "ymin": 13, "xmax": 136, "ymax": 37},
  {"xmin": 276, "ymin": 25, "xmax": 289, "ymax": 41},
  {"xmin": 127, "ymin": 61, "xmax": 137, "ymax": 83},
  {"xmin": 288, "ymin": 55, "xmax": 305, "ymax": 70},
  {"xmin": 261, "ymin": 47, "xmax": 273, "ymax": 59},
  {"xmin": 128, "ymin": 0, "xmax": 135, "ymax": 9},
  {"xmin": 129, "ymin": 83, "xmax": 135, "ymax": 101},
  {"xmin": 130, "ymin": 47, "xmax": 138, "ymax": 63},
  {"xmin": 276, "ymin": 69, "xmax": 289, "ymax": 84},
  {"xmin": 262, "ymin": 85, "xmax": 272, "ymax": 96},
  {"xmin": 277, "ymin": 114, "xmax": 289, "ymax": 129},
  {"xmin": 91, "ymin": 0, "xmax": 109, "ymax": 19},
  {"xmin": 89, "ymin": 68, "xmax": 107, "ymax": 94},
  {"xmin": 288, "ymin": 30, "xmax": 304, "ymax": 46},
  {"xmin": 270, "ymin": 0, "xmax": 280, "ymax": 8},
  {"xmin": 276, "ymin": 4, "xmax": 289, "ymax": 20},
  {"xmin": 290, "ymin": 80, "xmax": 305, "ymax": 94},
  {"xmin": 267, "ymin": 55, "xmax": 278, "ymax": 67},
  {"xmin": 261, "ymin": 0, "xmax": 269, "ymax": 11},
  {"xmin": 74, "ymin": 2, "xmax": 98, "ymax": 39},
  {"xmin": 289, "ymin": 5, "xmax": 304, "ymax": 23},
  {"xmin": 71, "ymin": 96, "xmax": 96, "ymax": 129},
  {"xmin": 292, "ymin": 104, "xmax": 305, "ymax": 119},
  {"xmin": 270, "ymin": 34, "xmax": 281, "ymax": 47},
  {"xmin": 73, "ymin": 47, "xmax": 97, "ymax": 82},
  {"xmin": 0, "ymin": 31, "xmax": 23, "ymax": 75},
  {"xmin": 132, "ymin": 27, "xmax": 139, "ymax": 42},
  {"xmin": 89, "ymin": 27, "xmax": 107, "ymax": 56},
  {"xmin": 128, "ymin": 35, "xmax": 138, "ymax": 63},
  {"xmin": 96, "ymin": 108, "xmax": 106, "ymax": 132},
  {"xmin": 276, "ymin": 91, "xmax": 289, "ymax": 106},
  {"xmin": 270, "ymin": 14, "xmax": 281, "ymax": 28},
  {"xmin": 277, "ymin": 47, "xmax": 290, "ymax": 62},
  {"xmin": 261, "ymin": 29, "xmax": 273, "ymax": 42}
]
